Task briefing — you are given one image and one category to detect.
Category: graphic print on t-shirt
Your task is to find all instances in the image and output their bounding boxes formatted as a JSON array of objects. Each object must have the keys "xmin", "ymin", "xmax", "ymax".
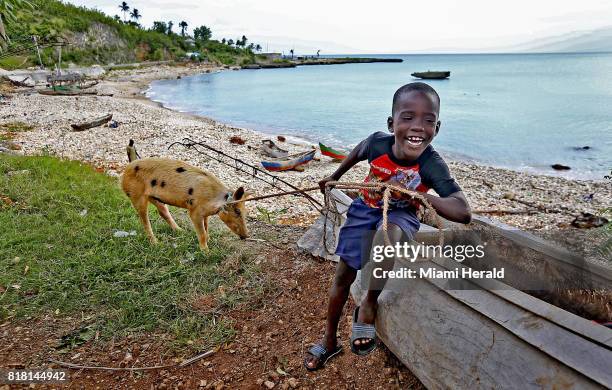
[{"xmin": 360, "ymin": 154, "xmax": 429, "ymax": 208}]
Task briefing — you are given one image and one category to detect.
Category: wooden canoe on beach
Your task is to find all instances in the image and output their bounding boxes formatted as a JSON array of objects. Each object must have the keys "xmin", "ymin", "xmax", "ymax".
[
  {"xmin": 71, "ymin": 114, "xmax": 113, "ymax": 131},
  {"xmin": 260, "ymin": 149, "xmax": 315, "ymax": 171},
  {"xmin": 298, "ymin": 190, "xmax": 612, "ymax": 389},
  {"xmin": 319, "ymin": 142, "xmax": 347, "ymax": 160},
  {"xmin": 411, "ymin": 71, "xmax": 451, "ymax": 79},
  {"xmin": 38, "ymin": 89, "xmax": 97, "ymax": 96},
  {"xmin": 261, "ymin": 139, "xmax": 289, "ymax": 158}
]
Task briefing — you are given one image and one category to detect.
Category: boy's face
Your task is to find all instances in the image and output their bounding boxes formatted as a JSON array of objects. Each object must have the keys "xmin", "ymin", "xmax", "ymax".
[{"xmin": 387, "ymin": 91, "xmax": 440, "ymax": 161}]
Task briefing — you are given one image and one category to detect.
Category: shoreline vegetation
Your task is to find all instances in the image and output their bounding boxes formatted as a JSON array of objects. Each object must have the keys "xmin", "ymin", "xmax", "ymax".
[{"xmin": 0, "ymin": 0, "xmax": 402, "ymax": 71}]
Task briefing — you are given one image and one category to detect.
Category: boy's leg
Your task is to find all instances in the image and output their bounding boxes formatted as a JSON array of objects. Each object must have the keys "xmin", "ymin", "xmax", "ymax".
[
  {"xmin": 304, "ymin": 259, "xmax": 357, "ymax": 369},
  {"xmin": 354, "ymin": 223, "xmax": 405, "ymax": 347}
]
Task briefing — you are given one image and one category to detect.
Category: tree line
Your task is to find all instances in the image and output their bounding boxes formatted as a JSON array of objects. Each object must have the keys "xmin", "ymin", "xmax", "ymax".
[{"xmin": 115, "ymin": 1, "xmax": 262, "ymax": 52}]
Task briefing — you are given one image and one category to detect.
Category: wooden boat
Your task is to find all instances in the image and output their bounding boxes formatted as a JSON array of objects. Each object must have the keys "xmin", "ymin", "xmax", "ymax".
[
  {"xmin": 411, "ymin": 71, "xmax": 450, "ymax": 80},
  {"xmin": 38, "ymin": 89, "xmax": 97, "ymax": 96},
  {"xmin": 298, "ymin": 190, "xmax": 612, "ymax": 389},
  {"xmin": 260, "ymin": 149, "xmax": 315, "ymax": 171},
  {"xmin": 71, "ymin": 114, "xmax": 113, "ymax": 131},
  {"xmin": 319, "ymin": 142, "xmax": 347, "ymax": 160},
  {"xmin": 261, "ymin": 139, "xmax": 288, "ymax": 158}
]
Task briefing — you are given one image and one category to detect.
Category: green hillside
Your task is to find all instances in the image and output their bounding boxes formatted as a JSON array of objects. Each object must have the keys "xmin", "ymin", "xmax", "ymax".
[{"xmin": 0, "ymin": 0, "xmax": 255, "ymax": 69}]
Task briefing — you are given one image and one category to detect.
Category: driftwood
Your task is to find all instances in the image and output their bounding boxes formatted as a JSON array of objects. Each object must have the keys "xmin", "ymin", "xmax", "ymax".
[
  {"xmin": 71, "ymin": 114, "xmax": 113, "ymax": 131},
  {"xmin": 38, "ymin": 89, "xmax": 97, "ymax": 96}
]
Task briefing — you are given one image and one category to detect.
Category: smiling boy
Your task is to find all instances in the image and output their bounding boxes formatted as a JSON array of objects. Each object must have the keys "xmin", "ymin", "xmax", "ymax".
[{"xmin": 304, "ymin": 82, "xmax": 472, "ymax": 370}]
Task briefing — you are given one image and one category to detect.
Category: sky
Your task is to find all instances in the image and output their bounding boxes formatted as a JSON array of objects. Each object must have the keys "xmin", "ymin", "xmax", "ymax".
[{"xmin": 70, "ymin": 0, "xmax": 612, "ymax": 54}]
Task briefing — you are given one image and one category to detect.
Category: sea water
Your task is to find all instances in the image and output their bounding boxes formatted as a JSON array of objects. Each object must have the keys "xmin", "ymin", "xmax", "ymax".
[{"xmin": 147, "ymin": 53, "xmax": 612, "ymax": 180}]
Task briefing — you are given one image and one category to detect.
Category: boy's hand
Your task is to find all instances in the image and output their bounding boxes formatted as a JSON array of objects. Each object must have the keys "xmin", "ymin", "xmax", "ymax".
[{"xmin": 318, "ymin": 176, "xmax": 335, "ymax": 194}]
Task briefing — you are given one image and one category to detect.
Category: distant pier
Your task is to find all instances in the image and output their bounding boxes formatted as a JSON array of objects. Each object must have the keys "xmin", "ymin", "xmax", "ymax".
[{"xmin": 242, "ymin": 57, "xmax": 403, "ymax": 69}]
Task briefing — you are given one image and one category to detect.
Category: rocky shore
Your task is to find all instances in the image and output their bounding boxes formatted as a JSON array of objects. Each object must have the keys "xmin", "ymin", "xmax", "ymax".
[{"xmin": 1, "ymin": 63, "xmax": 610, "ymax": 254}]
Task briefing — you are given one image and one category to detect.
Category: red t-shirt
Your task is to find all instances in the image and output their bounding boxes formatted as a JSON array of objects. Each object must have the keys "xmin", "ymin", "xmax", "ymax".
[{"xmin": 355, "ymin": 132, "xmax": 461, "ymax": 208}]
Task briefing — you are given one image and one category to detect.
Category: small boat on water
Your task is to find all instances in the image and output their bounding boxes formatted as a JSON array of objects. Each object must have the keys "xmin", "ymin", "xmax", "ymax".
[
  {"xmin": 411, "ymin": 71, "xmax": 450, "ymax": 80},
  {"xmin": 319, "ymin": 142, "xmax": 347, "ymax": 160},
  {"xmin": 261, "ymin": 139, "xmax": 289, "ymax": 158},
  {"xmin": 261, "ymin": 149, "xmax": 316, "ymax": 171}
]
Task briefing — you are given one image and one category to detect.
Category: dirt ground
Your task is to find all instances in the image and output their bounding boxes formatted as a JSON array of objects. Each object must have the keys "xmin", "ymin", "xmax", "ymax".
[{"xmin": 0, "ymin": 222, "xmax": 424, "ymax": 389}]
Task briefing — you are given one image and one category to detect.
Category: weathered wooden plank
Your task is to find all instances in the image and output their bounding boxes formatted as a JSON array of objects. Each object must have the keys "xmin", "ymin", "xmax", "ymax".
[{"xmin": 351, "ymin": 257, "xmax": 612, "ymax": 389}]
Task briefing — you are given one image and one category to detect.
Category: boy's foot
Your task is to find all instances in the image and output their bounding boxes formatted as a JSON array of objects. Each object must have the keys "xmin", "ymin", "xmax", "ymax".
[
  {"xmin": 351, "ymin": 305, "xmax": 377, "ymax": 354},
  {"xmin": 304, "ymin": 338, "xmax": 341, "ymax": 371}
]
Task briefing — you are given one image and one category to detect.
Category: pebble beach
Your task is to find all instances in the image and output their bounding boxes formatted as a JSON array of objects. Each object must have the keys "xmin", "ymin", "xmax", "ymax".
[{"xmin": 1, "ymin": 64, "xmax": 610, "ymax": 250}]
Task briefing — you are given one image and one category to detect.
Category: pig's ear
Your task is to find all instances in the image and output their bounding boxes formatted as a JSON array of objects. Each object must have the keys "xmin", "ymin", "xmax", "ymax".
[{"xmin": 234, "ymin": 186, "xmax": 245, "ymax": 200}]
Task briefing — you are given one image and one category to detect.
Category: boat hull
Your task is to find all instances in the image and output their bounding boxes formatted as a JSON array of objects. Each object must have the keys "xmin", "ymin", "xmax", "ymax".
[
  {"xmin": 319, "ymin": 142, "xmax": 347, "ymax": 160},
  {"xmin": 411, "ymin": 71, "xmax": 451, "ymax": 79},
  {"xmin": 261, "ymin": 150, "xmax": 315, "ymax": 171},
  {"xmin": 349, "ymin": 216, "xmax": 612, "ymax": 389},
  {"xmin": 298, "ymin": 189, "xmax": 612, "ymax": 389}
]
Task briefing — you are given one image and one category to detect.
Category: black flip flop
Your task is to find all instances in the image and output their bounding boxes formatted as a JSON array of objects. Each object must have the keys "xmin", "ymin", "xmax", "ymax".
[
  {"xmin": 304, "ymin": 343, "xmax": 343, "ymax": 371},
  {"xmin": 350, "ymin": 306, "xmax": 377, "ymax": 355}
]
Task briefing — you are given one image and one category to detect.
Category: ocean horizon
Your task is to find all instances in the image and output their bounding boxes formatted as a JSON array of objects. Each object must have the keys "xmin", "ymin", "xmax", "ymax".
[{"xmin": 147, "ymin": 52, "xmax": 612, "ymax": 180}]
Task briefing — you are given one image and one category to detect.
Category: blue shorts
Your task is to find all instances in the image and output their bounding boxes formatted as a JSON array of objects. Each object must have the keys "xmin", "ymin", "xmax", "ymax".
[{"xmin": 335, "ymin": 198, "xmax": 420, "ymax": 270}]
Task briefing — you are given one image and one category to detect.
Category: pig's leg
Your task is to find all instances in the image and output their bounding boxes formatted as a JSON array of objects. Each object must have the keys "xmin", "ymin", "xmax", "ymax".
[
  {"xmin": 132, "ymin": 196, "xmax": 157, "ymax": 244},
  {"xmin": 150, "ymin": 198, "xmax": 181, "ymax": 231},
  {"xmin": 188, "ymin": 208, "xmax": 209, "ymax": 250}
]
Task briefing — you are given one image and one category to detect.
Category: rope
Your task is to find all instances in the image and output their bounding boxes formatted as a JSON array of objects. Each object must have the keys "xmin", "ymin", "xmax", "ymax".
[
  {"xmin": 227, "ymin": 180, "xmax": 444, "ymax": 250},
  {"xmin": 325, "ymin": 181, "xmax": 444, "ymax": 248}
]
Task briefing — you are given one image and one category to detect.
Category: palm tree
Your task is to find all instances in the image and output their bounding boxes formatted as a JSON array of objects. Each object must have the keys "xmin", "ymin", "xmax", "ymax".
[
  {"xmin": 317, "ymin": 49, "xmax": 320, "ymax": 58},
  {"xmin": 227, "ymin": 39, "xmax": 234, "ymax": 46},
  {"xmin": 0, "ymin": 0, "xmax": 34, "ymax": 46},
  {"xmin": 130, "ymin": 8, "xmax": 141, "ymax": 23},
  {"xmin": 221, "ymin": 38, "xmax": 226, "ymax": 44},
  {"xmin": 255, "ymin": 44, "xmax": 262, "ymax": 52},
  {"xmin": 118, "ymin": 1, "xmax": 129, "ymax": 22},
  {"xmin": 178, "ymin": 20, "xmax": 188, "ymax": 36},
  {"xmin": 289, "ymin": 49, "xmax": 294, "ymax": 59},
  {"xmin": 167, "ymin": 21, "xmax": 173, "ymax": 35}
]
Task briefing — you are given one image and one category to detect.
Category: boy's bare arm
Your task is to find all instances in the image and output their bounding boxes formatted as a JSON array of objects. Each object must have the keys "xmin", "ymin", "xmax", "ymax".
[
  {"xmin": 318, "ymin": 139, "xmax": 367, "ymax": 193},
  {"xmin": 422, "ymin": 191, "xmax": 472, "ymax": 224}
]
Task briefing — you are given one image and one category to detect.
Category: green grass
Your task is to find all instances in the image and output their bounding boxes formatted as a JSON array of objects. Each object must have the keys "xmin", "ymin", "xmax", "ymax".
[
  {"xmin": 0, "ymin": 155, "xmax": 263, "ymax": 350},
  {"xmin": 0, "ymin": 56, "xmax": 30, "ymax": 71}
]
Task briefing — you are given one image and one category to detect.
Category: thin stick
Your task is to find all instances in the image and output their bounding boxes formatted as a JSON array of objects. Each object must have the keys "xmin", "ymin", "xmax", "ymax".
[
  {"xmin": 49, "ymin": 359, "xmax": 174, "ymax": 372},
  {"xmin": 49, "ymin": 348, "xmax": 216, "ymax": 372},
  {"xmin": 226, "ymin": 186, "xmax": 320, "ymax": 204},
  {"xmin": 178, "ymin": 349, "xmax": 216, "ymax": 367}
]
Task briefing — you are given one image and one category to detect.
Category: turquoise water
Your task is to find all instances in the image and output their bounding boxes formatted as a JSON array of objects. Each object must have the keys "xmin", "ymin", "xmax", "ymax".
[{"xmin": 147, "ymin": 53, "xmax": 612, "ymax": 180}]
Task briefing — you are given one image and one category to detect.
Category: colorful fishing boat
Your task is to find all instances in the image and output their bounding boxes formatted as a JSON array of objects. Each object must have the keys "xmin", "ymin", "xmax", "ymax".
[
  {"xmin": 319, "ymin": 142, "xmax": 347, "ymax": 160},
  {"xmin": 261, "ymin": 150, "xmax": 316, "ymax": 171}
]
